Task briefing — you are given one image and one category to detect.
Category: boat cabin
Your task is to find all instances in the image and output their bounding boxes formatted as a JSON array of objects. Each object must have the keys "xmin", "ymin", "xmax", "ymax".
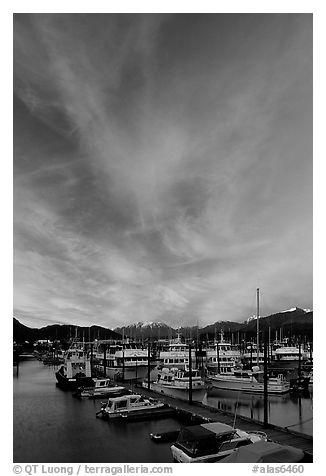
[
  {"xmin": 101, "ymin": 394, "xmax": 154, "ymax": 414},
  {"xmin": 171, "ymin": 422, "xmax": 253, "ymax": 463}
]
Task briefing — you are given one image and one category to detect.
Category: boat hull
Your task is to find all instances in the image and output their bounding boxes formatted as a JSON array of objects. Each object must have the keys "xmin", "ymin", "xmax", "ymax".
[
  {"xmin": 75, "ymin": 386, "xmax": 128, "ymax": 399},
  {"xmin": 149, "ymin": 382, "xmax": 206, "ymax": 402},
  {"xmin": 96, "ymin": 365, "xmax": 155, "ymax": 381},
  {"xmin": 208, "ymin": 377, "xmax": 289, "ymax": 394},
  {"xmin": 55, "ymin": 371, "xmax": 94, "ymax": 390}
]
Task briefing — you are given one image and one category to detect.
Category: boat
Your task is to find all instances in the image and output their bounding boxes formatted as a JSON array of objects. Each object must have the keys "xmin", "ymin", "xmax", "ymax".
[
  {"xmin": 241, "ymin": 343, "xmax": 265, "ymax": 367},
  {"xmin": 157, "ymin": 331, "xmax": 197, "ymax": 369},
  {"xmin": 272, "ymin": 346, "xmax": 310, "ymax": 366},
  {"xmin": 94, "ymin": 341, "xmax": 156, "ymax": 381},
  {"xmin": 208, "ymin": 366, "xmax": 290, "ymax": 394},
  {"xmin": 74, "ymin": 378, "xmax": 128, "ymax": 399},
  {"xmin": 55, "ymin": 342, "xmax": 92, "ymax": 390},
  {"xmin": 96, "ymin": 394, "xmax": 167, "ymax": 420},
  {"xmin": 145, "ymin": 366, "xmax": 206, "ymax": 401},
  {"xmin": 205, "ymin": 330, "xmax": 242, "ymax": 374},
  {"xmin": 171, "ymin": 422, "xmax": 267, "ymax": 463},
  {"xmin": 218, "ymin": 440, "xmax": 312, "ymax": 463}
]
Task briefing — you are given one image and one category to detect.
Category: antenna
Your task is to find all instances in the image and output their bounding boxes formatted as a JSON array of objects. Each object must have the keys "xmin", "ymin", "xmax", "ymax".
[{"xmin": 256, "ymin": 288, "xmax": 260, "ymax": 367}]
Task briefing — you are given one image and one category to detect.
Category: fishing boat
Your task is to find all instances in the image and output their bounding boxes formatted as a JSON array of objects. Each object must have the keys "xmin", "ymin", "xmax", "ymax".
[
  {"xmin": 55, "ymin": 342, "xmax": 92, "ymax": 390},
  {"xmin": 241, "ymin": 343, "xmax": 265, "ymax": 367},
  {"xmin": 74, "ymin": 378, "xmax": 128, "ymax": 399},
  {"xmin": 145, "ymin": 366, "xmax": 206, "ymax": 401},
  {"xmin": 171, "ymin": 422, "xmax": 267, "ymax": 463},
  {"xmin": 205, "ymin": 330, "xmax": 241, "ymax": 374},
  {"xmin": 208, "ymin": 289, "xmax": 288, "ymax": 394},
  {"xmin": 208, "ymin": 366, "xmax": 290, "ymax": 394},
  {"xmin": 96, "ymin": 394, "xmax": 167, "ymax": 420},
  {"xmin": 218, "ymin": 440, "xmax": 312, "ymax": 463},
  {"xmin": 157, "ymin": 332, "xmax": 196, "ymax": 369},
  {"xmin": 94, "ymin": 341, "xmax": 156, "ymax": 381},
  {"xmin": 273, "ymin": 346, "xmax": 309, "ymax": 363}
]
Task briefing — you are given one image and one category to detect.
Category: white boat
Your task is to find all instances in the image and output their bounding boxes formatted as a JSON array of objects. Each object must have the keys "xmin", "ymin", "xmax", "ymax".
[
  {"xmin": 95, "ymin": 341, "xmax": 156, "ymax": 381},
  {"xmin": 208, "ymin": 366, "xmax": 290, "ymax": 394},
  {"xmin": 273, "ymin": 346, "xmax": 309, "ymax": 362},
  {"xmin": 74, "ymin": 378, "xmax": 127, "ymax": 399},
  {"xmin": 146, "ymin": 366, "xmax": 206, "ymax": 401},
  {"xmin": 171, "ymin": 422, "xmax": 267, "ymax": 463},
  {"xmin": 55, "ymin": 342, "xmax": 92, "ymax": 390},
  {"xmin": 205, "ymin": 331, "xmax": 241, "ymax": 373},
  {"xmin": 242, "ymin": 343, "xmax": 265, "ymax": 366},
  {"xmin": 158, "ymin": 338, "xmax": 196, "ymax": 369},
  {"xmin": 96, "ymin": 394, "xmax": 166, "ymax": 420}
]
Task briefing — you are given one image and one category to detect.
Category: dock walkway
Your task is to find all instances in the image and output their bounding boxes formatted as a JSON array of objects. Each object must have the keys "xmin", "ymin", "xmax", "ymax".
[{"xmin": 126, "ymin": 383, "xmax": 313, "ymax": 456}]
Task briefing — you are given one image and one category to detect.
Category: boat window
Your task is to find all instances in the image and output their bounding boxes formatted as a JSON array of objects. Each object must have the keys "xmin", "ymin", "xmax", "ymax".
[
  {"xmin": 240, "ymin": 373, "xmax": 250, "ymax": 379},
  {"xmin": 99, "ymin": 381, "xmax": 106, "ymax": 387},
  {"xmin": 115, "ymin": 399, "xmax": 128, "ymax": 409},
  {"xmin": 219, "ymin": 440, "xmax": 239, "ymax": 452}
]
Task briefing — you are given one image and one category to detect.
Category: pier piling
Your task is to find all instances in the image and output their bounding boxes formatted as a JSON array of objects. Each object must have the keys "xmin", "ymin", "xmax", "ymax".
[{"xmin": 188, "ymin": 343, "xmax": 193, "ymax": 405}]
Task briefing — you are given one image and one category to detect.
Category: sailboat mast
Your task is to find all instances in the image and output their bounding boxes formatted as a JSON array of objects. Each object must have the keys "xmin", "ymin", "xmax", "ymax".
[{"xmin": 256, "ymin": 288, "xmax": 260, "ymax": 366}]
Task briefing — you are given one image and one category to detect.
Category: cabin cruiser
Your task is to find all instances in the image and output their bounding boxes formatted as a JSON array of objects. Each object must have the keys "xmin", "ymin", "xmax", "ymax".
[
  {"xmin": 205, "ymin": 332, "xmax": 241, "ymax": 374},
  {"xmin": 273, "ymin": 346, "xmax": 309, "ymax": 363},
  {"xmin": 96, "ymin": 394, "xmax": 165, "ymax": 420},
  {"xmin": 241, "ymin": 343, "xmax": 265, "ymax": 367},
  {"xmin": 171, "ymin": 422, "xmax": 267, "ymax": 463},
  {"xmin": 146, "ymin": 366, "xmax": 206, "ymax": 401},
  {"xmin": 219, "ymin": 440, "xmax": 312, "ymax": 463},
  {"xmin": 94, "ymin": 341, "xmax": 156, "ymax": 381},
  {"xmin": 158, "ymin": 339, "xmax": 196, "ymax": 369},
  {"xmin": 55, "ymin": 342, "xmax": 92, "ymax": 390},
  {"xmin": 208, "ymin": 366, "xmax": 290, "ymax": 394},
  {"xmin": 74, "ymin": 378, "xmax": 127, "ymax": 399}
]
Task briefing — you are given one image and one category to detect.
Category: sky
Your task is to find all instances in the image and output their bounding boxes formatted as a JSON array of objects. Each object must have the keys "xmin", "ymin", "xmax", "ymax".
[{"xmin": 13, "ymin": 13, "xmax": 313, "ymax": 329}]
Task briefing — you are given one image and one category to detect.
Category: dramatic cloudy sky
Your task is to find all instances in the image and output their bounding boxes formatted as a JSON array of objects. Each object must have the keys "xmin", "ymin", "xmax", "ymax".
[{"xmin": 13, "ymin": 13, "xmax": 312, "ymax": 329}]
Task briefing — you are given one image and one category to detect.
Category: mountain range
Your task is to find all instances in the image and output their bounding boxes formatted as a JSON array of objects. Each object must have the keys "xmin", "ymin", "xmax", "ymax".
[{"xmin": 14, "ymin": 307, "xmax": 312, "ymax": 344}]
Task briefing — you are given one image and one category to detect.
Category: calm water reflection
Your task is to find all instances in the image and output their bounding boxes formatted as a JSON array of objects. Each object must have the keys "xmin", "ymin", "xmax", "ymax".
[
  {"xmin": 14, "ymin": 360, "xmax": 180, "ymax": 463},
  {"xmin": 14, "ymin": 360, "xmax": 313, "ymax": 463},
  {"xmin": 204, "ymin": 387, "xmax": 313, "ymax": 436}
]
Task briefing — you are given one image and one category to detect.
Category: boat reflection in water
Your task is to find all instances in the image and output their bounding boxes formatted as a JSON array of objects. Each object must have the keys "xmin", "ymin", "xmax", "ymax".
[{"xmin": 204, "ymin": 387, "xmax": 313, "ymax": 436}]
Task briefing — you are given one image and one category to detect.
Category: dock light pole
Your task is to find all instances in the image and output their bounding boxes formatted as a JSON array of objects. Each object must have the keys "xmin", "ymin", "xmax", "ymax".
[
  {"xmin": 90, "ymin": 343, "xmax": 94, "ymax": 379},
  {"xmin": 122, "ymin": 342, "xmax": 125, "ymax": 382},
  {"xmin": 216, "ymin": 341, "xmax": 220, "ymax": 374},
  {"xmin": 103, "ymin": 345, "xmax": 107, "ymax": 378},
  {"xmin": 188, "ymin": 343, "xmax": 193, "ymax": 405},
  {"xmin": 147, "ymin": 342, "xmax": 151, "ymax": 391},
  {"xmin": 256, "ymin": 288, "xmax": 260, "ymax": 367},
  {"xmin": 263, "ymin": 341, "xmax": 269, "ymax": 428},
  {"xmin": 298, "ymin": 342, "xmax": 302, "ymax": 388}
]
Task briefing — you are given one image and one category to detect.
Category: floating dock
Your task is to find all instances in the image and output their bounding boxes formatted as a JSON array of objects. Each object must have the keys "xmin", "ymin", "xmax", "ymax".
[{"xmin": 126, "ymin": 383, "xmax": 313, "ymax": 457}]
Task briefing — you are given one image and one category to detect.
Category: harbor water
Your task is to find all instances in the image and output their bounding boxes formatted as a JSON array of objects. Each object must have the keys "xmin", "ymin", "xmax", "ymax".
[
  {"xmin": 13, "ymin": 360, "xmax": 180, "ymax": 463},
  {"xmin": 14, "ymin": 359, "xmax": 312, "ymax": 463},
  {"xmin": 204, "ymin": 388, "xmax": 313, "ymax": 436}
]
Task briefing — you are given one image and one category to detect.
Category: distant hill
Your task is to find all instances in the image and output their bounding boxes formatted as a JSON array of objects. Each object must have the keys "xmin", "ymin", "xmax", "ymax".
[
  {"xmin": 13, "ymin": 318, "xmax": 121, "ymax": 344},
  {"xmin": 115, "ymin": 321, "xmax": 175, "ymax": 340},
  {"xmin": 13, "ymin": 307, "xmax": 313, "ymax": 344},
  {"xmin": 199, "ymin": 308, "xmax": 312, "ymax": 342}
]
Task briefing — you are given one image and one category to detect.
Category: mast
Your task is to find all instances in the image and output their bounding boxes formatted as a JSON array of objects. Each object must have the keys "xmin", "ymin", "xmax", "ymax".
[{"xmin": 256, "ymin": 288, "xmax": 260, "ymax": 367}]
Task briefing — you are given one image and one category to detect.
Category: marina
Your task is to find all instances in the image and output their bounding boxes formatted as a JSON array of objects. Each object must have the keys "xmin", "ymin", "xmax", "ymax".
[
  {"xmin": 13, "ymin": 12, "xmax": 313, "ymax": 467},
  {"xmin": 14, "ymin": 355, "xmax": 313, "ymax": 463}
]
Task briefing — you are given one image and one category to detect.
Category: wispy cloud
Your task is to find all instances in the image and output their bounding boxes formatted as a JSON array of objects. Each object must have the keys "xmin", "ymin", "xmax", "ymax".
[{"xmin": 14, "ymin": 14, "xmax": 312, "ymax": 328}]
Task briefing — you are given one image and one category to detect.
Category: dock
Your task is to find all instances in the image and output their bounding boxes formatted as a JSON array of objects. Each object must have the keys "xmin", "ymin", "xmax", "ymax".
[{"xmin": 126, "ymin": 383, "xmax": 313, "ymax": 456}]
